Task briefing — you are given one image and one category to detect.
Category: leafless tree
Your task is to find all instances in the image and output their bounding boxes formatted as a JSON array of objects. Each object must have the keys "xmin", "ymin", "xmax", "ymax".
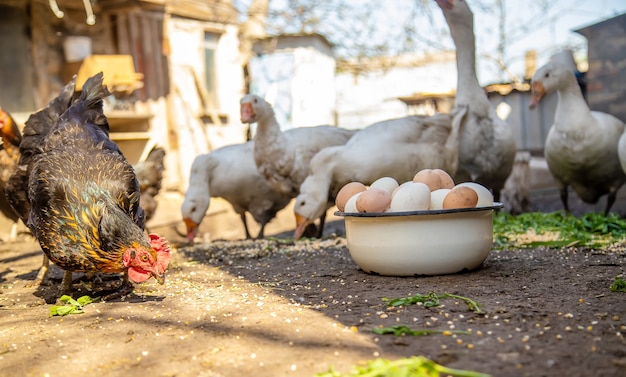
[{"xmin": 233, "ymin": 0, "xmax": 587, "ymax": 82}]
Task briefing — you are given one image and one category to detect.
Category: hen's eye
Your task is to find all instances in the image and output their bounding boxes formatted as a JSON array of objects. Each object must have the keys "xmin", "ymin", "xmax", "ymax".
[{"xmin": 141, "ymin": 254, "xmax": 148, "ymax": 262}]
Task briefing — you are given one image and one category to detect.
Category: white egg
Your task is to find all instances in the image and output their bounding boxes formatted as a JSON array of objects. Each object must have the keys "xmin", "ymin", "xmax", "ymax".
[
  {"xmin": 344, "ymin": 192, "xmax": 362, "ymax": 213},
  {"xmin": 391, "ymin": 181, "xmax": 413, "ymax": 197},
  {"xmin": 430, "ymin": 188, "xmax": 451, "ymax": 210},
  {"xmin": 387, "ymin": 182, "xmax": 431, "ymax": 212},
  {"xmin": 370, "ymin": 176, "xmax": 399, "ymax": 194},
  {"xmin": 454, "ymin": 182, "xmax": 494, "ymax": 207}
]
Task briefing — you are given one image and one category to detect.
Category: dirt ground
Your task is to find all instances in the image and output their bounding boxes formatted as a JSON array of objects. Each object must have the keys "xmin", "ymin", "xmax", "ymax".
[{"xmin": 1, "ymin": 190, "xmax": 626, "ymax": 377}]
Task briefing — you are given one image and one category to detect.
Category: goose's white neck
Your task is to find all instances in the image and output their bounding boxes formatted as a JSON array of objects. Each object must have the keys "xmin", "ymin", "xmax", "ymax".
[
  {"xmin": 554, "ymin": 81, "xmax": 593, "ymax": 127},
  {"xmin": 446, "ymin": 9, "xmax": 489, "ymax": 107},
  {"xmin": 255, "ymin": 108, "xmax": 286, "ymax": 142}
]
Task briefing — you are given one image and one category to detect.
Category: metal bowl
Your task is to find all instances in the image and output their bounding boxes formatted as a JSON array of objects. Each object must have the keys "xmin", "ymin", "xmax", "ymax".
[{"xmin": 335, "ymin": 203, "xmax": 503, "ymax": 276}]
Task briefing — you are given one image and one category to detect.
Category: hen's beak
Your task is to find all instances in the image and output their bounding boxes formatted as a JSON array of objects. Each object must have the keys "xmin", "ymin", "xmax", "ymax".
[
  {"xmin": 183, "ymin": 217, "xmax": 198, "ymax": 243},
  {"xmin": 152, "ymin": 271, "xmax": 165, "ymax": 284},
  {"xmin": 529, "ymin": 82, "xmax": 546, "ymax": 110},
  {"xmin": 294, "ymin": 213, "xmax": 311, "ymax": 240},
  {"xmin": 240, "ymin": 102, "xmax": 255, "ymax": 123}
]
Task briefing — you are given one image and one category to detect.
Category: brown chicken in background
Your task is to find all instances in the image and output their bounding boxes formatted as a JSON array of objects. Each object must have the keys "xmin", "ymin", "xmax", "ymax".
[
  {"xmin": 133, "ymin": 146, "xmax": 166, "ymax": 224},
  {"xmin": 0, "ymin": 108, "xmax": 22, "ymax": 240},
  {"xmin": 5, "ymin": 73, "xmax": 171, "ymax": 295}
]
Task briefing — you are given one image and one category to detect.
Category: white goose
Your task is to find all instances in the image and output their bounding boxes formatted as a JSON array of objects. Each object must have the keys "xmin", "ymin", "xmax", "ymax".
[
  {"xmin": 240, "ymin": 94, "xmax": 356, "ymax": 235},
  {"xmin": 293, "ymin": 112, "xmax": 460, "ymax": 239},
  {"xmin": 435, "ymin": 0, "xmax": 517, "ymax": 202},
  {"xmin": 530, "ymin": 61, "xmax": 626, "ymax": 214},
  {"xmin": 181, "ymin": 141, "xmax": 292, "ymax": 242}
]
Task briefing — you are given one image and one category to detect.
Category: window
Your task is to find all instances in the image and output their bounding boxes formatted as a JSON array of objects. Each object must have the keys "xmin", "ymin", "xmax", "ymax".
[{"xmin": 203, "ymin": 32, "xmax": 219, "ymax": 109}]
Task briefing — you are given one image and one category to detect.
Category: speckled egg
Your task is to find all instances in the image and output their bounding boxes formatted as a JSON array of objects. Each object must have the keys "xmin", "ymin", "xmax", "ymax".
[
  {"xmin": 455, "ymin": 182, "xmax": 494, "ymax": 207},
  {"xmin": 356, "ymin": 188, "xmax": 392, "ymax": 213},
  {"xmin": 412, "ymin": 169, "xmax": 443, "ymax": 191},
  {"xmin": 443, "ymin": 186, "xmax": 479, "ymax": 209},
  {"xmin": 433, "ymin": 169, "xmax": 455, "ymax": 189}
]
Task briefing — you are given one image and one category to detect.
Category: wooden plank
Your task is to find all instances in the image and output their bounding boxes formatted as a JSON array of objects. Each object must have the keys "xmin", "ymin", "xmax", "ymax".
[
  {"xmin": 140, "ymin": 14, "xmax": 156, "ymax": 99},
  {"xmin": 151, "ymin": 15, "xmax": 167, "ymax": 97},
  {"xmin": 127, "ymin": 12, "xmax": 146, "ymax": 100},
  {"xmin": 116, "ymin": 13, "xmax": 131, "ymax": 54}
]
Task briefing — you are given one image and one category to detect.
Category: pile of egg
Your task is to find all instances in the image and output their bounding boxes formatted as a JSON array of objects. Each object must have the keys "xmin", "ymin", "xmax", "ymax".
[{"xmin": 335, "ymin": 169, "xmax": 494, "ymax": 213}]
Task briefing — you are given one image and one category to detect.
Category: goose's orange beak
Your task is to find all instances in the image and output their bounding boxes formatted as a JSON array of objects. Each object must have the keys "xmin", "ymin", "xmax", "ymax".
[
  {"xmin": 183, "ymin": 217, "xmax": 199, "ymax": 243},
  {"xmin": 240, "ymin": 102, "xmax": 255, "ymax": 123},
  {"xmin": 294, "ymin": 213, "xmax": 312, "ymax": 240},
  {"xmin": 435, "ymin": 0, "xmax": 454, "ymax": 10},
  {"xmin": 529, "ymin": 82, "xmax": 546, "ymax": 110}
]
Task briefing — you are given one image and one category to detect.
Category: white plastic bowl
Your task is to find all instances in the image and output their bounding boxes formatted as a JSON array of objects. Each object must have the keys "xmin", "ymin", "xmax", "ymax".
[{"xmin": 335, "ymin": 203, "xmax": 503, "ymax": 276}]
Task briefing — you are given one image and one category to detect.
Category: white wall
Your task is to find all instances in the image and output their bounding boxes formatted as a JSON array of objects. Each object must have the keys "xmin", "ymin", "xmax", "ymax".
[
  {"xmin": 335, "ymin": 56, "xmax": 457, "ymax": 130},
  {"xmin": 167, "ymin": 17, "xmax": 246, "ymax": 191},
  {"xmin": 248, "ymin": 37, "xmax": 337, "ymax": 133}
]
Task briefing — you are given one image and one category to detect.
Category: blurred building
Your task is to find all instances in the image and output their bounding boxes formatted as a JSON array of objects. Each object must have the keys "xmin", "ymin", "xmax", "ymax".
[
  {"xmin": 575, "ymin": 12, "xmax": 626, "ymax": 124},
  {"xmin": 0, "ymin": 0, "xmax": 246, "ymax": 192},
  {"xmin": 248, "ymin": 33, "xmax": 337, "ymax": 134}
]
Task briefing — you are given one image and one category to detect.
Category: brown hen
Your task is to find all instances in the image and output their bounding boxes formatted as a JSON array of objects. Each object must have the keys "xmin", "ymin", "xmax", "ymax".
[{"xmin": 6, "ymin": 73, "xmax": 171, "ymax": 295}]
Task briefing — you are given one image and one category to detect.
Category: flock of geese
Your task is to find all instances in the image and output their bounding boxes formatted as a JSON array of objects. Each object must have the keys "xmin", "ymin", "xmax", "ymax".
[{"xmin": 181, "ymin": 0, "xmax": 626, "ymax": 241}]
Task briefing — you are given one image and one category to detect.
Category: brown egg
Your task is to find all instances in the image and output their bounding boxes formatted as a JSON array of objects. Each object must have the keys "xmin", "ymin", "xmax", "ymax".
[
  {"xmin": 356, "ymin": 188, "xmax": 392, "ymax": 213},
  {"xmin": 442, "ymin": 186, "xmax": 479, "ymax": 209},
  {"xmin": 335, "ymin": 182, "xmax": 367, "ymax": 212},
  {"xmin": 433, "ymin": 169, "xmax": 455, "ymax": 189},
  {"xmin": 412, "ymin": 169, "xmax": 443, "ymax": 191}
]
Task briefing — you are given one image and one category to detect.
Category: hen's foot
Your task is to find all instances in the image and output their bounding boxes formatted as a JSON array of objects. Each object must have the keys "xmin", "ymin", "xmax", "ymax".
[
  {"xmin": 25, "ymin": 255, "xmax": 51, "ymax": 287},
  {"xmin": 60, "ymin": 270, "xmax": 74, "ymax": 296},
  {"xmin": 99, "ymin": 279, "xmax": 135, "ymax": 302}
]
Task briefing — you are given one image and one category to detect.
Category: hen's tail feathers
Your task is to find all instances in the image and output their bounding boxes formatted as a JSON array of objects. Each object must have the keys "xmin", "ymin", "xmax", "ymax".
[
  {"xmin": 6, "ymin": 76, "xmax": 79, "ymax": 224},
  {"xmin": 61, "ymin": 72, "xmax": 112, "ymax": 137},
  {"xmin": 145, "ymin": 146, "xmax": 167, "ymax": 165},
  {"xmin": 19, "ymin": 76, "xmax": 77, "ymax": 158},
  {"xmin": 135, "ymin": 146, "xmax": 166, "ymax": 192}
]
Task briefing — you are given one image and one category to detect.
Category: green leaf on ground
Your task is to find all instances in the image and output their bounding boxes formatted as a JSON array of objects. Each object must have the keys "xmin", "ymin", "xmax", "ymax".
[
  {"xmin": 49, "ymin": 295, "xmax": 94, "ymax": 317},
  {"xmin": 610, "ymin": 276, "xmax": 626, "ymax": 292},
  {"xmin": 383, "ymin": 292, "xmax": 482, "ymax": 313},
  {"xmin": 315, "ymin": 356, "xmax": 490, "ymax": 377},
  {"xmin": 373, "ymin": 325, "xmax": 471, "ymax": 337}
]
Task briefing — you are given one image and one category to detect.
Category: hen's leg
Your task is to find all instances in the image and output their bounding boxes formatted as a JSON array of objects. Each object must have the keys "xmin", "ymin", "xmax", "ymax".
[
  {"xmin": 34, "ymin": 255, "xmax": 50, "ymax": 284},
  {"xmin": 100, "ymin": 271, "xmax": 134, "ymax": 301},
  {"xmin": 9, "ymin": 222, "xmax": 17, "ymax": 241},
  {"xmin": 61, "ymin": 270, "xmax": 73, "ymax": 295}
]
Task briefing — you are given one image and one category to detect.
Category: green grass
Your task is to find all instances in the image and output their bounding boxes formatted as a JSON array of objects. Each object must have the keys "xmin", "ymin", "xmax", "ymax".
[{"xmin": 493, "ymin": 211, "xmax": 626, "ymax": 249}]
